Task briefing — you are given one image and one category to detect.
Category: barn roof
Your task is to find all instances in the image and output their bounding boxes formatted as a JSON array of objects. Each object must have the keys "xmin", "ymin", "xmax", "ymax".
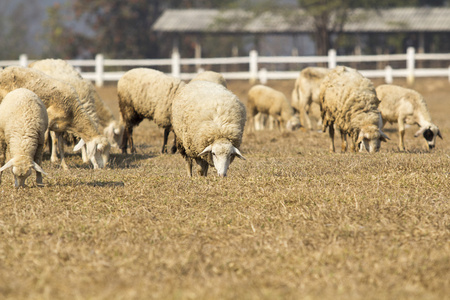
[{"xmin": 152, "ymin": 7, "xmax": 450, "ymax": 34}]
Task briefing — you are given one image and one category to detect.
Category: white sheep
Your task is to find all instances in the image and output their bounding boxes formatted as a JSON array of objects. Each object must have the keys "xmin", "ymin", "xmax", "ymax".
[
  {"xmin": 172, "ymin": 80, "xmax": 246, "ymax": 177},
  {"xmin": 0, "ymin": 88, "xmax": 48, "ymax": 188},
  {"xmin": 118, "ymin": 68, "xmax": 185, "ymax": 154},
  {"xmin": 190, "ymin": 70, "xmax": 227, "ymax": 87},
  {"xmin": 247, "ymin": 84, "xmax": 301, "ymax": 133},
  {"xmin": 0, "ymin": 66, "xmax": 110, "ymax": 170},
  {"xmin": 30, "ymin": 59, "xmax": 124, "ymax": 150},
  {"xmin": 292, "ymin": 67, "xmax": 330, "ymax": 130},
  {"xmin": 376, "ymin": 84, "xmax": 442, "ymax": 150},
  {"xmin": 319, "ymin": 66, "xmax": 389, "ymax": 153}
]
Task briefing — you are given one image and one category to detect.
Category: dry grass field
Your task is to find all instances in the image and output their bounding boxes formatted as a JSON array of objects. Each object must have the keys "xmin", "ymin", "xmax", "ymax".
[{"xmin": 0, "ymin": 77, "xmax": 449, "ymax": 300}]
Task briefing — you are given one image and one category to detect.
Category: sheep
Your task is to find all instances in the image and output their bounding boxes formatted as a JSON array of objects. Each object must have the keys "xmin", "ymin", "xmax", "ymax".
[
  {"xmin": 291, "ymin": 67, "xmax": 330, "ymax": 130},
  {"xmin": 0, "ymin": 66, "xmax": 110, "ymax": 170},
  {"xmin": 190, "ymin": 70, "xmax": 227, "ymax": 87},
  {"xmin": 29, "ymin": 59, "xmax": 118, "ymax": 164},
  {"xmin": 118, "ymin": 68, "xmax": 185, "ymax": 154},
  {"xmin": 319, "ymin": 66, "xmax": 389, "ymax": 153},
  {"xmin": 376, "ymin": 84, "xmax": 442, "ymax": 150},
  {"xmin": 29, "ymin": 59, "xmax": 124, "ymax": 150},
  {"xmin": 172, "ymin": 80, "xmax": 246, "ymax": 177},
  {"xmin": 0, "ymin": 88, "xmax": 48, "ymax": 188},
  {"xmin": 247, "ymin": 84, "xmax": 301, "ymax": 133}
]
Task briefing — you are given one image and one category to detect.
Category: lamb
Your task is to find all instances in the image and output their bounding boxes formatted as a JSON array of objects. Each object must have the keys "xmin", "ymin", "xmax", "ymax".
[
  {"xmin": 376, "ymin": 84, "xmax": 442, "ymax": 150},
  {"xmin": 29, "ymin": 59, "xmax": 124, "ymax": 149},
  {"xmin": 291, "ymin": 67, "xmax": 330, "ymax": 130},
  {"xmin": 0, "ymin": 88, "xmax": 48, "ymax": 188},
  {"xmin": 172, "ymin": 80, "xmax": 246, "ymax": 177},
  {"xmin": 118, "ymin": 68, "xmax": 185, "ymax": 154},
  {"xmin": 319, "ymin": 66, "xmax": 389, "ymax": 153},
  {"xmin": 190, "ymin": 70, "xmax": 227, "ymax": 87},
  {"xmin": 247, "ymin": 84, "xmax": 301, "ymax": 133},
  {"xmin": 0, "ymin": 66, "xmax": 110, "ymax": 170}
]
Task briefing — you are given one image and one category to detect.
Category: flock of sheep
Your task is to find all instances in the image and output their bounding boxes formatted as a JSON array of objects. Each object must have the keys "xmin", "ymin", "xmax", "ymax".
[{"xmin": 0, "ymin": 59, "xmax": 442, "ymax": 187}]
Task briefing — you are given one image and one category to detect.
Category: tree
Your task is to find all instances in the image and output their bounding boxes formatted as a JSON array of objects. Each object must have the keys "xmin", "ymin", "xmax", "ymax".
[{"xmin": 297, "ymin": 0, "xmax": 425, "ymax": 56}]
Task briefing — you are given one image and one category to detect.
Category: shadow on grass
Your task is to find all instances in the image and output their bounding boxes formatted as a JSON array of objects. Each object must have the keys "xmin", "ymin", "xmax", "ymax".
[{"xmin": 107, "ymin": 153, "xmax": 157, "ymax": 169}]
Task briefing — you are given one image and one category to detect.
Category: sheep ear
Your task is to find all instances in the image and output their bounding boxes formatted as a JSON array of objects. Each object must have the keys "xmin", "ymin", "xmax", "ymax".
[
  {"xmin": 233, "ymin": 147, "xmax": 246, "ymax": 160},
  {"xmin": 73, "ymin": 139, "xmax": 85, "ymax": 152},
  {"xmin": 199, "ymin": 145, "xmax": 212, "ymax": 156},
  {"xmin": 32, "ymin": 162, "xmax": 47, "ymax": 175},
  {"xmin": 414, "ymin": 127, "xmax": 426, "ymax": 138},
  {"xmin": 379, "ymin": 130, "xmax": 390, "ymax": 142},
  {"xmin": 0, "ymin": 159, "xmax": 14, "ymax": 172},
  {"xmin": 437, "ymin": 130, "xmax": 443, "ymax": 139}
]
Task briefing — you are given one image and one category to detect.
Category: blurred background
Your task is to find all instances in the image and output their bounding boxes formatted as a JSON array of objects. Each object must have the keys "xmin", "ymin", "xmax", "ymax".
[{"xmin": 1, "ymin": 0, "xmax": 449, "ymax": 60}]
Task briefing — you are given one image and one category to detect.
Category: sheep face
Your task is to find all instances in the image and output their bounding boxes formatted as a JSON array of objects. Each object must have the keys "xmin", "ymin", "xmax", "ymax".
[
  {"xmin": 199, "ymin": 140, "xmax": 245, "ymax": 177},
  {"xmin": 357, "ymin": 125, "xmax": 389, "ymax": 153},
  {"xmin": 74, "ymin": 137, "xmax": 111, "ymax": 169},
  {"xmin": 0, "ymin": 158, "xmax": 46, "ymax": 188},
  {"xmin": 286, "ymin": 116, "xmax": 301, "ymax": 131},
  {"xmin": 103, "ymin": 121, "xmax": 124, "ymax": 148},
  {"xmin": 415, "ymin": 125, "xmax": 442, "ymax": 150}
]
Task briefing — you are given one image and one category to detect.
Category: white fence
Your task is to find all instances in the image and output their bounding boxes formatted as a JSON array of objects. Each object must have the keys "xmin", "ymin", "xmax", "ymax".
[{"xmin": 1, "ymin": 47, "xmax": 450, "ymax": 87}]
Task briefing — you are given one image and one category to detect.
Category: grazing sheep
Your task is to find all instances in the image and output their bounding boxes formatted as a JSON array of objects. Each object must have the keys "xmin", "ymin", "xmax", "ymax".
[
  {"xmin": 319, "ymin": 66, "xmax": 389, "ymax": 153},
  {"xmin": 172, "ymin": 80, "xmax": 246, "ymax": 177},
  {"xmin": 190, "ymin": 70, "xmax": 227, "ymax": 87},
  {"xmin": 376, "ymin": 84, "xmax": 442, "ymax": 150},
  {"xmin": 292, "ymin": 67, "xmax": 330, "ymax": 130},
  {"xmin": 30, "ymin": 59, "xmax": 124, "ymax": 149},
  {"xmin": 0, "ymin": 88, "xmax": 48, "ymax": 188},
  {"xmin": 0, "ymin": 66, "xmax": 110, "ymax": 170},
  {"xmin": 247, "ymin": 85, "xmax": 301, "ymax": 133},
  {"xmin": 118, "ymin": 68, "xmax": 185, "ymax": 154}
]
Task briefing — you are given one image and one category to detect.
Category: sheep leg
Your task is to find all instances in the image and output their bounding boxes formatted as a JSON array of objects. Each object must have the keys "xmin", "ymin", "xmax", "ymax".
[
  {"xmin": 0, "ymin": 136, "xmax": 6, "ymax": 184},
  {"xmin": 340, "ymin": 130, "xmax": 348, "ymax": 152},
  {"xmin": 185, "ymin": 158, "xmax": 193, "ymax": 177},
  {"xmin": 328, "ymin": 124, "xmax": 336, "ymax": 153},
  {"xmin": 34, "ymin": 143, "xmax": 45, "ymax": 187},
  {"xmin": 55, "ymin": 132, "xmax": 69, "ymax": 170},
  {"xmin": 299, "ymin": 98, "xmax": 313, "ymax": 130},
  {"xmin": 170, "ymin": 132, "xmax": 177, "ymax": 154},
  {"xmin": 161, "ymin": 128, "xmax": 170, "ymax": 154},
  {"xmin": 195, "ymin": 158, "xmax": 209, "ymax": 177},
  {"xmin": 50, "ymin": 131, "xmax": 59, "ymax": 164},
  {"xmin": 397, "ymin": 117, "xmax": 406, "ymax": 151}
]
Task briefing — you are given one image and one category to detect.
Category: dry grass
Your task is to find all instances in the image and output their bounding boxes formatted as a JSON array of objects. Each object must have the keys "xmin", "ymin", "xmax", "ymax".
[{"xmin": 0, "ymin": 78, "xmax": 449, "ymax": 300}]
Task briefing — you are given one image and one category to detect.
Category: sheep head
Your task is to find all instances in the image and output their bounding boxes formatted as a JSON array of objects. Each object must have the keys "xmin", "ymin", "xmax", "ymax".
[
  {"xmin": 286, "ymin": 116, "xmax": 301, "ymax": 131},
  {"xmin": 414, "ymin": 124, "xmax": 442, "ymax": 150},
  {"xmin": 74, "ymin": 136, "xmax": 111, "ymax": 169},
  {"xmin": 356, "ymin": 125, "xmax": 389, "ymax": 153},
  {"xmin": 0, "ymin": 157, "xmax": 46, "ymax": 188},
  {"xmin": 103, "ymin": 121, "xmax": 124, "ymax": 148},
  {"xmin": 199, "ymin": 140, "xmax": 245, "ymax": 177}
]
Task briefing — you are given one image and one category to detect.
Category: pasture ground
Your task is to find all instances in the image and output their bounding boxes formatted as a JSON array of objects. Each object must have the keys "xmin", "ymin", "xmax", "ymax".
[{"xmin": 0, "ymin": 77, "xmax": 449, "ymax": 299}]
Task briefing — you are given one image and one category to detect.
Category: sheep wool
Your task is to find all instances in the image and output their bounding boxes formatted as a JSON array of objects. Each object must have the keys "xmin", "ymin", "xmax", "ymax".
[
  {"xmin": 291, "ymin": 67, "xmax": 330, "ymax": 130},
  {"xmin": 0, "ymin": 66, "xmax": 110, "ymax": 170},
  {"xmin": 190, "ymin": 71, "xmax": 227, "ymax": 88},
  {"xmin": 0, "ymin": 88, "xmax": 48, "ymax": 188},
  {"xmin": 172, "ymin": 80, "xmax": 246, "ymax": 177},
  {"xmin": 376, "ymin": 84, "xmax": 442, "ymax": 150},
  {"xmin": 319, "ymin": 66, "xmax": 388, "ymax": 153},
  {"xmin": 247, "ymin": 85, "xmax": 300, "ymax": 132},
  {"xmin": 118, "ymin": 68, "xmax": 185, "ymax": 154}
]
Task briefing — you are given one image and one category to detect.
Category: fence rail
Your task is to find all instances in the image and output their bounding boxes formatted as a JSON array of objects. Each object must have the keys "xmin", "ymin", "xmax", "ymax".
[{"xmin": 1, "ymin": 47, "xmax": 449, "ymax": 87}]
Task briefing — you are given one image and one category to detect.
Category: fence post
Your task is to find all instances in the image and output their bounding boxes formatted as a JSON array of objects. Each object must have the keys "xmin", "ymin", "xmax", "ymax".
[
  {"xmin": 385, "ymin": 65, "xmax": 393, "ymax": 84},
  {"xmin": 259, "ymin": 68, "xmax": 268, "ymax": 85},
  {"xmin": 95, "ymin": 53, "xmax": 104, "ymax": 87},
  {"xmin": 19, "ymin": 54, "xmax": 28, "ymax": 67},
  {"xmin": 406, "ymin": 47, "xmax": 415, "ymax": 86},
  {"xmin": 328, "ymin": 49, "xmax": 336, "ymax": 69},
  {"xmin": 249, "ymin": 50, "xmax": 258, "ymax": 84},
  {"xmin": 171, "ymin": 49, "xmax": 181, "ymax": 78}
]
